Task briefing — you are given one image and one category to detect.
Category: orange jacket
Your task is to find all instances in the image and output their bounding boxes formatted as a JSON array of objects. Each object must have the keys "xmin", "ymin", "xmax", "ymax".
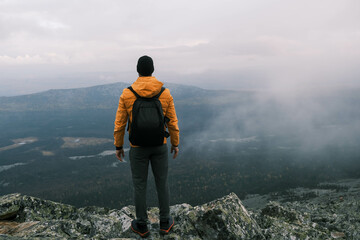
[{"xmin": 114, "ymin": 76, "xmax": 180, "ymax": 148}]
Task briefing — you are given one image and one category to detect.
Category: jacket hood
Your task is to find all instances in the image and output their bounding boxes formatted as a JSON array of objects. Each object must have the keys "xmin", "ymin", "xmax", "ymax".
[{"xmin": 131, "ymin": 76, "xmax": 164, "ymax": 98}]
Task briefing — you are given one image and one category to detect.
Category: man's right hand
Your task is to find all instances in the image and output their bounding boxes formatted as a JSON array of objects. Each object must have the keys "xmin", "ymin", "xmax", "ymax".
[
  {"xmin": 171, "ymin": 145, "xmax": 179, "ymax": 159},
  {"xmin": 116, "ymin": 149, "xmax": 125, "ymax": 162}
]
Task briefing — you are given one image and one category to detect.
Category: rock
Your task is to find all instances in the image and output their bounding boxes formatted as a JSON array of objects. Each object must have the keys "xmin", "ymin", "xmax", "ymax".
[
  {"xmin": 1, "ymin": 178, "xmax": 359, "ymax": 239},
  {"xmin": 250, "ymin": 178, "xmax": 360, "ymax": 240},
  {"xmin": 261, "ymin": 201, "xmax": 299, "ymax": 223},
  {"xmin": 168, "ymin": 193, "xmax": 265, "ymax": 240},
  {"xmin": 0, "ymin": 192, "xmax": 264, "ymax": 239},
  {"xmin": 254, "ymin": 202, "xmax": 329, "ymax": 239},
  {"xmin": 331, "ymin": 231, "xmax": 346, "ymax": 238},
  {"xmin": 0, "ymin": 194, "xmax": 22, "ymax": 220}
]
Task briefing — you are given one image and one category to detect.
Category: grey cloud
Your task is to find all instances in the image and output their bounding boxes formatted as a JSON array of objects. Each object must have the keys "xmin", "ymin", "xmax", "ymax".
[{"xmin": 0, "ymin": 0, "xmax": 359, "ymax": 95}]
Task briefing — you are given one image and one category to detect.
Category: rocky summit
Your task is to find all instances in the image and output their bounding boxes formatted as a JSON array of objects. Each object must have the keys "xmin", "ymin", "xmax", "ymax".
[
  {"xmin": 0, "ymin": 192, "xmax": 263, "ymax": 240},
  {"xmin": 0, "ymin": 178, "xmax": 359, "ymax": 240}
]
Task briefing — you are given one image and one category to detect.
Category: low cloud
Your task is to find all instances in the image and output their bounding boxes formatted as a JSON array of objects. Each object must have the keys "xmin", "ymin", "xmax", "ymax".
[{"xmin": 183, "ymin": 86, "xmax": 360, "ymax": 155}]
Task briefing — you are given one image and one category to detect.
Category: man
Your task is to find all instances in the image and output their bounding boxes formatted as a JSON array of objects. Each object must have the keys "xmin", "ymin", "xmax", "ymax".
[{"xmin": 114, "ymin": 55, "xmax": 180, "ymax": 238}]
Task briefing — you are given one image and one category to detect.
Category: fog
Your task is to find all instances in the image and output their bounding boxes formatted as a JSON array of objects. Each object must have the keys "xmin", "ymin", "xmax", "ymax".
[{"xmin": 182, "ymin": 86, "xmax": 360, "ymax": 156}]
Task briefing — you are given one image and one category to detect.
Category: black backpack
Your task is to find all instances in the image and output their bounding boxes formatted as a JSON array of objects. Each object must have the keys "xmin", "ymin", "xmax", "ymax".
[{"xmin": 127, "ymin": 86, "xmax": 169, "ymax": 146}]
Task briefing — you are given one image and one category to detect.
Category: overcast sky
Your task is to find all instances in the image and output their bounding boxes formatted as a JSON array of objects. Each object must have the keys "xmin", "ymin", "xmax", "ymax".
[{"xmin": 0, "ymin": 0, "xmax": 359, "ymax": 96}]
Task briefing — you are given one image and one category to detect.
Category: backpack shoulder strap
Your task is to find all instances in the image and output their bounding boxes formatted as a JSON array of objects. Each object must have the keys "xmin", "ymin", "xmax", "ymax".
[
  {"xmin": 128, "ymin": 86, "xmax": 140, "ymax": 98},
  {"xmin": 153, "ymin": 87, "xmax": 166, "ymax": 99}
]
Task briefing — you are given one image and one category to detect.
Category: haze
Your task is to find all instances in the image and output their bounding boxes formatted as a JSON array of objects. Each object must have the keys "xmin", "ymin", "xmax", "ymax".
[{"xmin": 0, "ymin": 0, "xmax": 359, "ymax": 96}]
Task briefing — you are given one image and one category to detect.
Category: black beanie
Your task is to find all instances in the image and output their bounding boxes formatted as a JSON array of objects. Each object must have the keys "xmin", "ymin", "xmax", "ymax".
[{"xmin": 137, "ymin": 55, "xmax": 154, "ymax": 76}]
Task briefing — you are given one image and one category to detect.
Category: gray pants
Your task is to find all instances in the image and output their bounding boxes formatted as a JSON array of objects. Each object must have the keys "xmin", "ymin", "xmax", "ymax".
[{"xmin": 129, "ymin": 144, "xmax": 169, "ymax": 224}]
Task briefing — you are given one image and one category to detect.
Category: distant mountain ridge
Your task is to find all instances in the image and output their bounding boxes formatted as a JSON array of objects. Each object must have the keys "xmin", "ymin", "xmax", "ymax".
[{"xmin": 0, "ymin": 82, "xmax": 223, "ymax": 111}]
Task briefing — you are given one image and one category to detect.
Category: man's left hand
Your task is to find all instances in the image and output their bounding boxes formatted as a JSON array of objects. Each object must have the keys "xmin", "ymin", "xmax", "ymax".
[{"xmin": 171, "ymin": 145, "xmax": 179, "ymax": 159}]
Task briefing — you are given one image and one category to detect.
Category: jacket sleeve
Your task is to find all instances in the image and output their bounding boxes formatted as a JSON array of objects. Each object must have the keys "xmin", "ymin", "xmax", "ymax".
[
  {"xmin": 165, "ymin": 94, "xmax": 180, "ymax": 147},
  {"xmin": 114, "ymin": 91, "xmax": 128, "ymax": 148}
]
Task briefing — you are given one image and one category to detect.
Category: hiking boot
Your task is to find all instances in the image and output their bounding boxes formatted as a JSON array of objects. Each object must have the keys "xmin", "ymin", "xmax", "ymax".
[
  {"xmin": 131, "ymin": 219, "xmax": 150, "ymax": 238},
  {"xmin": 159, "ymin": 216, "xmax": 174, "ymax": 235}
]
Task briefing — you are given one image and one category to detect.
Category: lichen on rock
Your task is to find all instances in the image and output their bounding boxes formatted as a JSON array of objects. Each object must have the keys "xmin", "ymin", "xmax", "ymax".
[
  {"xmin": 0, "ymin": 192, "xmax": 264, "ymax": 239},
  {"xmin": 1, "ymin": 178, "xmax": 359, "ymax": 240}
]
